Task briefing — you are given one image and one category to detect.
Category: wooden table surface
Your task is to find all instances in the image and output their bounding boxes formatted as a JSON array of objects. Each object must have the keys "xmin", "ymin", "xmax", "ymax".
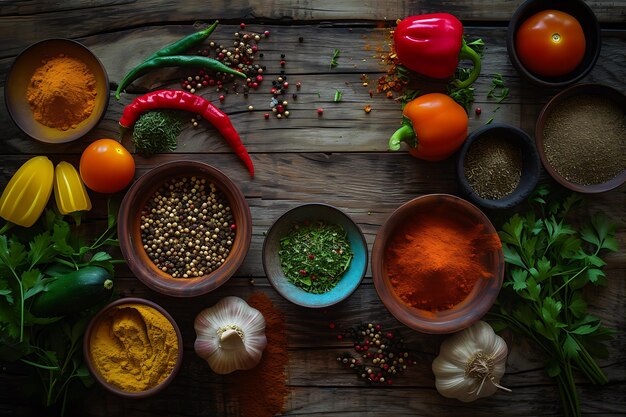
[{"xmin": 1, "ymin": 1, "xmax": 625, "ymax": 416}]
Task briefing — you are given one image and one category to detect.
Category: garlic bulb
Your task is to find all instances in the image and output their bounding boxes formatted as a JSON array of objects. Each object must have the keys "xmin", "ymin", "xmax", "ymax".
[
  {"xmin": 194, "ymin": 296, "xmax": 267, "ymax": 374},
  {"xmin": 432, "ymin": 321, "xmax": 510, "ymax": 402}
]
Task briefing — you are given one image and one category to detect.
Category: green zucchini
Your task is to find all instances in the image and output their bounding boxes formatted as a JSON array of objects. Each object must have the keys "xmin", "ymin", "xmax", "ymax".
[{"xmin": 30, "ymin": 266, "xmax": 114, "ymax": 317}]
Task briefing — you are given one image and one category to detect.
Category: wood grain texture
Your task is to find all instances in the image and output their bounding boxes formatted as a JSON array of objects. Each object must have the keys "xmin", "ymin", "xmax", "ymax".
[{"xmin": 1, "ymin": 3, "xmax": 626, "ymax": 417}]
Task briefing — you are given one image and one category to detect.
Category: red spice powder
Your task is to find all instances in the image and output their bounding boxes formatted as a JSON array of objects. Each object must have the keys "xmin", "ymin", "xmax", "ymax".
[
  {"xmin": 230, "ymin": 292, "xmax": 288, "ymax": 417},
  {"xmin": 385, "ymin": 209, "xmax": 500, "ymax": 311}
]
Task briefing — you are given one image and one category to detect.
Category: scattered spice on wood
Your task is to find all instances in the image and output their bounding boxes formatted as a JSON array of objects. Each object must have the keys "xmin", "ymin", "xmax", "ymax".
[
  {"xmin": 230, "ymin": 292, "xmax": 288, "ymax": 417},
  {"xmin": 543, "ymin": 94, "xmax": 626, "ymax": 185},
  {"xmin": 140, "ymin": 176, "xmax": 235, "ymax": 278},
  {"xmin": 279, "ymin": 221, "xmax": 353, "ymax": 293},
  {"xmin": 464, "ymin": 134, "xmax": 523, "ymax": 199},
  {"xmin": 385, "ymin": 207, "xmax": 501, "ymax": 311},
  {"xmin": 336, "ymin": 322, "xmax": 414, "ymax": 385}
]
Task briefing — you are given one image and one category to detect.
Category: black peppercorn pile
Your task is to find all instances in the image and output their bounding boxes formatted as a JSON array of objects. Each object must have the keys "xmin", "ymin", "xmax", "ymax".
[{"xmin": 140, "ymin": 176, "xmax": 236, "ymax": 278}]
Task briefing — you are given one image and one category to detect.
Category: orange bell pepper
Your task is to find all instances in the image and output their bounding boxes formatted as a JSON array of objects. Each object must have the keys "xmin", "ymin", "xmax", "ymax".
[{"xmin": 388, "ymin": 93, "xmax": 468, "ymax": 161}]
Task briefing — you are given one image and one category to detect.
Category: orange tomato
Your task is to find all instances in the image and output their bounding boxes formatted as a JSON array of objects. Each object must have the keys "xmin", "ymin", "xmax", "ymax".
[
  {"xmin": 515, "ymin": 10, "xmax": 586, "ymax": 77},
  {"xmin": 80, "ymin": 139, "xmax": 135, "ymax": 193}
]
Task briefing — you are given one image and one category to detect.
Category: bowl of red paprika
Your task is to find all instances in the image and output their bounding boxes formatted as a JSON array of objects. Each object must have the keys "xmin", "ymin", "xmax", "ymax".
[
  {"xmin": 371, "ymin": 194, "xmax": 504, "ymax": 334},
  {"xmin": 506, "ymin": 0, "xmax": 601, "ymax": 88}
]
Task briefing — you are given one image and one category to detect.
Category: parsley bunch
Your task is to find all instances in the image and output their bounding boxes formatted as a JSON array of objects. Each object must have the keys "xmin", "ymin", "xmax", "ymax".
[
  {"xmin": 0, "ymin": 203, "xmax": 120, "ymax": 414},
  {"xmin": 490, "ymin": 187, "xmax": 617, "ymax": 417}
]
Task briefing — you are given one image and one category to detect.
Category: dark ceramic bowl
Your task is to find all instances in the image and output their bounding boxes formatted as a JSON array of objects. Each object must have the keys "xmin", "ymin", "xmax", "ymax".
[
  {"xmin": 83, "ymin": 298, "xmax": 183, "ymax": 398},
  {"xmin": 262, "ymin": 204, "xmax": 368, "ymax": 308},
  {"xmin": 118, "ymin": 161, "xmax": 252, "ymax": 297},
  {"xmin": 371, "ymin": 194, "xmax": 504, "ymax": 334},
  {"xmin": 456, "ymin": 123, "xmax": 541, "ymax": 210},
  {"xmin": 535, "ymin": 83, "xmax": 626, "ymax": 193},
  {"xmin": 5, "ymin": 38, "xmax": 109, "ymax": 143},
  {"xmin": 506, "ymin": 0, "xmax": 601, "ymax": 88}
]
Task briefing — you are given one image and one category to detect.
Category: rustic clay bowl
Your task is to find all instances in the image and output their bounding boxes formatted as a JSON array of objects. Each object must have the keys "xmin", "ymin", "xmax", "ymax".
[
  {"xmin": 118, "ymin": 160, "xmax": 252, "ymax": 297},
  {"xmin": 506, "ymin": 0, "xmax": 601, "ymax": 88},
  {"xmin": 371, "ymin": 194, "xmax": 504, "ymax": 334},
  {"xmin": 456, "ymin": 123, "xmax": 541, "ymax": 210},
  {"xmin": 535, "ymin": 83, "xmax": 626, "ymax": 193},
  {"xmin": 83, "ymin": 298, "xmax": 183, "ymax": 398},
  {"xmin": 262, "ymin": 203, "xmax": 368, "ymax": 308},
  {"xmin": 4, "ymin": 38, "xmax": 109, "ymax": 143}
]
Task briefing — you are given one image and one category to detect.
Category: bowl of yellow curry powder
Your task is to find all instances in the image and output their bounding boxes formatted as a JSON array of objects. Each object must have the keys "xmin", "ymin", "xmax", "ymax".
[
  {"xmin": 5, "ymin": 38, "xmax": 109, "ymax": 143},
  {"xmin": 84, "ymin": 298, "xmax": 183, "ymax": 398}
]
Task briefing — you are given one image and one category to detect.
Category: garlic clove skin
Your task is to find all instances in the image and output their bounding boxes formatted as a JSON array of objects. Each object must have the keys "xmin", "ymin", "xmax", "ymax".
[
  {"xmin": 432, "ymin": 321, "xmax": 509, "ymax": 402},
  {"xmin": 194, "ymin": 296, "xmax": 268, "ymax": 375}
]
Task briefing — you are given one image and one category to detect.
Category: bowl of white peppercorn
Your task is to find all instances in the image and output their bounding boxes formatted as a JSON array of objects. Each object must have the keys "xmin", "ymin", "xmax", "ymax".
[
  {"xmin": 456, "ymin": 123, "xmax": 541, "ymax": 210},
  {"xmin": 118, "ymin": 160, "xmax": 252, "ymax": 297}
]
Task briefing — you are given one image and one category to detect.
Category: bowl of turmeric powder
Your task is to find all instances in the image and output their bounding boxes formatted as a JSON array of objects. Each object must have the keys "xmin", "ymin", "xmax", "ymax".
[
  {"xmin": 84, "ymin": 298, "xmax": 183, "ymax": 398},
  {"xmin": 371, "ymin": 194, "xmax": 504, "ymax": 334},
  {"xmin": 5, "ymin": 38, "xmax": 109, "ymax": 143}
]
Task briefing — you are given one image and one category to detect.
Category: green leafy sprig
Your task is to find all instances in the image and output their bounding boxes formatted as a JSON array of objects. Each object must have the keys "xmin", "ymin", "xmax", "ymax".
[
  {"xmin": 0, "ymin": 201, "xmax": 121, "ymax": 413},
  {"xmin": 489, "ymin": 186, "xmax": 617, "ymax": 417},
  {"xmin": 330, "ymin": 48, "xmax": 341, "ymax": 69}
]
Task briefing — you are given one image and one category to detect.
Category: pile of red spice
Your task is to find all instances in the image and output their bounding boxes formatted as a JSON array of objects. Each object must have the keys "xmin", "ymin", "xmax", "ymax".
[
  {"xmin": 385, "ymin": 209, "xmax": 501, "ymax": 311},
  {"xmin": 230, "ymin": 292, "xmax": 288, "ymax": 417}
]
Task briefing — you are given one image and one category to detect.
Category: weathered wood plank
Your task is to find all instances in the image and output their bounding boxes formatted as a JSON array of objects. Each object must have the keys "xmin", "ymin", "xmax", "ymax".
[
  {"xmin": 1, "ymin": 1, "xmax": 625, "ymax": 57},
  {"xmin": 2, "ymin": 26, "xmax": 625, "ymax": 157}
]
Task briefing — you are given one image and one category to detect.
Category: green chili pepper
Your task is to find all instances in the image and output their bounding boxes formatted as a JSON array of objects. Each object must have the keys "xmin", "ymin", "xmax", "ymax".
[
  {"xmin": 115, "ymin": 55, "xmax": 245, "ymax": 99},
  {"xmin": 145, "ymin": 20, "xmax": 219, "ymax": 61}
]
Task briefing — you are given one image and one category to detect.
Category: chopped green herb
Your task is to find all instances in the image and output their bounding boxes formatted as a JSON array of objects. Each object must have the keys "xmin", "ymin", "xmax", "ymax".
[
  {"xmin": 487, "ymin": 73, "xmax": 509, "ymax": 103},
  {"xmin": 334, "ymin": 90, "xmax": 343, "ymax": 102},
  {"xmin": 279, "ymin": 221, "xmax": 353, "ymax": 294},
  {"xmin": 132, "ymin": 110, "xmax": 183, "ymax": 155},
  {"xmin": 330, "ymin": 49, "xmax": 341, "ymax": 69},
  {"xmin": 489, "ymin": 186, "xmax": 617, "ymax": 417}
]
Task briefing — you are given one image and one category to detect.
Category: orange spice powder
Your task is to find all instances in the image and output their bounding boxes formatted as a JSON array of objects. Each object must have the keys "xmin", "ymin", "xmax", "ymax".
[
  {"xmin": 230, "ymin": 292, "xmax": 288, "ymax": 417},
  {"xmin": 385, "ymin": 209, "xmax": 501, "ymax": 311}
]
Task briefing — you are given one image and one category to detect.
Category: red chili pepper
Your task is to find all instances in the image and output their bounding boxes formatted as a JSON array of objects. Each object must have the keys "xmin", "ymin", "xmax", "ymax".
[
  {"xmin": 119, "ymin": 90, "xmax": 254, "ymax": 177},
  {"xmin": 394, "ymin": 13, "xmax": 481, "ymax": 89}
]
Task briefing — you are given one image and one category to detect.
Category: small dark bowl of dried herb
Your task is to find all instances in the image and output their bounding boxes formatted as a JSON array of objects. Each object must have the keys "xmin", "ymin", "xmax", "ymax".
[
  {"xmin": 262, "ymin": 204, "xmax": 367, "ymax": 308},
  {"xmin": 536, "ymin": 83, "xmax": 626, "ymax": 193},
  {"xmin": 456, "ymin": 123, "xmax": 541, "ymax": 210}
]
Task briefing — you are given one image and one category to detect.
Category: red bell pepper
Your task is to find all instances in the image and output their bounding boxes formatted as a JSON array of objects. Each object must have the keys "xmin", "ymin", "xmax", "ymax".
[{"xmin": 394, "ymin": 13, "xmax": 481, "ymax": 89}]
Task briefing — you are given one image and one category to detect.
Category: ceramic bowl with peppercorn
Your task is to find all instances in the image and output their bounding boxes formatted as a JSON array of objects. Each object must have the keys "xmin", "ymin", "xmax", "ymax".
[
  {"xmin": 118, "ymin": 160, "xmax": 252, "ymax": 297},
  {"xmin": 262, "ymin": 203, "xmax": 368, "ymax": 308},
  {"xmin": 456, "ymin": 123, "xmax": 541, "ymax": 210}
]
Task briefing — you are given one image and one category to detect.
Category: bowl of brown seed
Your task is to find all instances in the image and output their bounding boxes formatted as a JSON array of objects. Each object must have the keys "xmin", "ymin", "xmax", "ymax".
[
  {"xmin": 456, "ymin": 123, "xmax": 541, "ymax": 210},
  {"xmin": 536, "ymin": 83, "xmax": 626, "ymax": 193},
  {"xmin": 118, "ymin": 160, "xmax": 252, "ymax": 297}
]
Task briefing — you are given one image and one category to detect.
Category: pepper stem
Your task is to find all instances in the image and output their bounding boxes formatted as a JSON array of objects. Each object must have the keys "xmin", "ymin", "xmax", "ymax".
[
  {"xmin": 454, "ymin": 39, "xmax": 482, "ymax": 90},
  {"xmin": 388, "ymin": 124, "xmax": 416, "ymax": 151}
]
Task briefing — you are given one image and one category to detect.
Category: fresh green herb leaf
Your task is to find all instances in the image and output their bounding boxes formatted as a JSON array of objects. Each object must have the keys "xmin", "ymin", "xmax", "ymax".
[
  {"xmin": 489, "ymin": 187, "xmax": 617, "ymax": 416},
  {"xmin": 334, "ymin": 90, "xmax": 343, "ymax": 102},
  {"xmin": 330, "ymin": 49, "xmax": 341, "ymax": 69},
  {"xmin": 487, "ymin": 73, "xmax": 509, "ymax": 103}
]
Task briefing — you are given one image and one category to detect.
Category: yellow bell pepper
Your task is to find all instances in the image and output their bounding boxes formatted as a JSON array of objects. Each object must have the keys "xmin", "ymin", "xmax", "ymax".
[
  {"xmin": 54, "ymin": 161, "xmax": 92, "ymax": 215},
  {"xmin": 0, "ymin": 156, "xmax": 54, "ymax": 227}
]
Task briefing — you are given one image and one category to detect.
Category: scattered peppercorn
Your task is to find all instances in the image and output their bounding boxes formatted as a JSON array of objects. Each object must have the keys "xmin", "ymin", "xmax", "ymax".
[
  {"xmin": 475, "ymin": 107, "xmax": 482, "ymax": 115},
  {"xmin": 335, "ymin": 322, "xmax": 413, "ymax": 385},
  {"xmin": 317, "ymin": 108, "xmax": 324, "ymax": 116},
  {"xmin": 140, "ymin": 176, "xmax": 236, "ymax": 279}
]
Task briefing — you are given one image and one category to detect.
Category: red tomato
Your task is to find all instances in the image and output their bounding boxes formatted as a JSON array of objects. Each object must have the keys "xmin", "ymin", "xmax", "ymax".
[
  {"xmin": 80, "ymin": 139, "xmax": 135, "ymax": 193},
  {"xmin": 515, "ymin": 10, "xmax": 586, "ymax": 77}
]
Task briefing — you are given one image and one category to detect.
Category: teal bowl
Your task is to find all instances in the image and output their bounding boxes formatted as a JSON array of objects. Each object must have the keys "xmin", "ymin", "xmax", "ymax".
[{"xmin": 262, "ymin": 204, "xmax": 368, "ymax": 308}]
